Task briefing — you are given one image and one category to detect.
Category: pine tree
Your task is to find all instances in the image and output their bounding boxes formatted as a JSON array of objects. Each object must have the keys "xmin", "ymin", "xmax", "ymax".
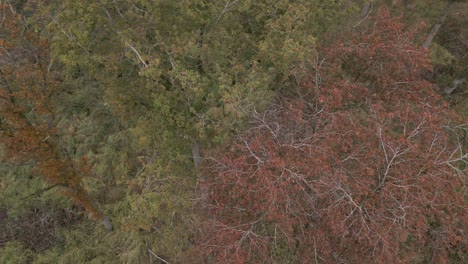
[{"xmin": 0, "ymin": 3, "xmax": 111, "ymax": 229}]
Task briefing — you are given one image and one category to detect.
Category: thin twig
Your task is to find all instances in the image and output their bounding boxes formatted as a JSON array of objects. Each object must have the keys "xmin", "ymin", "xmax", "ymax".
[
  {"xmin": 23, "ymin": 183, "xmax": 62, "ymax": 199},
  {"xmin": 148, "ymin": 249, "xmax": 169, "ymax": 264},
  {"xmin": 125, "ymin": 41, "xmax": 148, "ymax": 67}
]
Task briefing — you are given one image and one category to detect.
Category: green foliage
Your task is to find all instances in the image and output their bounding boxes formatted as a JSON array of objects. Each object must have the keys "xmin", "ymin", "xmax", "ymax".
[
  {"xmin": 0, "ymin": 241, "xmax": 33, "ymax": 264},
  {"xmin": 113, "ymin": 156, "xmax": 198, "ymax": 262},
  {"xmin": 3, "ymin": 0, "xmax": 465, "ymax": 263},
  {"xmin": 429, "ymin": 1, "xmax": 468, "ymax": 115},
  {"xmin": 382, "ymin": 0, "xmax": 447, "ymax": 25},
  {"xmin": 0, "ymin": 164, "xmax": 70, "ymax": 217},
  {"xmin": 454, "ymin": 97, "xmax": 468, "ymax": 117},
  {"xmin": 431, "ymin": 43, "xmax": 455, "ymax": 65},
  {"xmin": 33, "ymin": 223, "xmax": 149, "ymax": 264},
  {"xmin": 31, "ymin": 155, "xmax": 198, "ymax": 263},
  {"xmin": 47, "ymin": 0, "xmax": 361, "ymax": 154}
]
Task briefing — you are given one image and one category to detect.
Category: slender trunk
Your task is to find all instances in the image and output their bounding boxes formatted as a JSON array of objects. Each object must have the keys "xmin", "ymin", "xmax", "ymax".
[
  {"xmin": 102, "ymin": 217, "xmax": 113, "ymax": 230},
  {"xmin": 354, "ymin": 1, "xmax": 374, "ymax": 27},
  {"xmin": 422, "ymin": 1, "xmax": 455, "ymax": 49},
  {"xmin": 192, "ymin": 141, "xmax": 208, "ymax": 206},
  {"xmin": 191, "ymin": 141, "xmax": 202, "ymax": 170},
  {"xmin": 66, "ymin": 185, "xmax": 113, "ymax": 230},
  {"xmin": 360, "ymin": 1, "xmax": 374, "ymax": 18}
]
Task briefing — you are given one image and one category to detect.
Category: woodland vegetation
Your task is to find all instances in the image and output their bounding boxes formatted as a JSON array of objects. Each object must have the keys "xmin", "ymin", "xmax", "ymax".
[{"xmin": 0, "ymin": 0, "xmax": 467, "ymax": 263}]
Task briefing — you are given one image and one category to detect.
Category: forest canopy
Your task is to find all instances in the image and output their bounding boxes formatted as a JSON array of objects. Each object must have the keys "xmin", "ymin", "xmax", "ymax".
[{"xmin": 0, "ymin": 0, "xmax": 466, "ymax": 263}]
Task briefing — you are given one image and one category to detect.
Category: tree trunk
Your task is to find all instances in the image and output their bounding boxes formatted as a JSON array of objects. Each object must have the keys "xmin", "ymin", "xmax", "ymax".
[
  {"xmin": 360, "ymin": 1, "xmax": 374, "ymax": 18},
  {"xmin": 422, "ymin": 1, "xmax": 455, "ymax": 49},
  {"xmin": 192, "ymin": 141, "xmax": 209, "ymax": 206},
  {"xmin": 191, "ymin": 141, "xmax": 202, "ymax": 170},
  {"xmin": 102, "ymin": 217, "xmax": 113, "ymax": 230}
]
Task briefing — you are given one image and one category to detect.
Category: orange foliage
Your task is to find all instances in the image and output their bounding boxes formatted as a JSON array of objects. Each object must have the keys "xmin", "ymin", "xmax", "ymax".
[
  {"xmin": 199, "ymin": 8, "xmax": 467, "ymax": 263},
  {"xmin": 0, "ymin": 5, "xmax": 104, "ymax": 221}
]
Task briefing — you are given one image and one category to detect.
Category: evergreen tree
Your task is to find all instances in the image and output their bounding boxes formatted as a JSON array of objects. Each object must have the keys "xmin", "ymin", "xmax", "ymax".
[{"xmin": 0, "ymin": 3, "xmax": 111, "ymax": 228}]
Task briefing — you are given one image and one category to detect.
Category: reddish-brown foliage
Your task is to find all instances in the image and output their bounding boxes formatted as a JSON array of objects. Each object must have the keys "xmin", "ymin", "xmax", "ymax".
[
  {"xmin": 0, "ymin": 5, "xmax": 104, "ymax": 220},
  {"xmin": 199, "ymin": 9, "xmax": 467, "ymax": 263}
]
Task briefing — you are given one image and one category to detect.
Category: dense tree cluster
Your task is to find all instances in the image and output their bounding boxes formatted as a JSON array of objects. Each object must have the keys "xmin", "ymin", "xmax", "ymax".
[{"xmin": 0, "ymin": 0, "xmax": 466, "ymax": 263}]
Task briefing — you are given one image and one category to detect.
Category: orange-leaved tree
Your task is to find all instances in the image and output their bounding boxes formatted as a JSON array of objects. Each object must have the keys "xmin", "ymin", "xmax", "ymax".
[
  {"xmin": 198, "ymin": 8, "xmax": 466, "ymax": 263},
  {"xmin": 0, "ymin": 4, "xmax": 111, "ymax": 229}
]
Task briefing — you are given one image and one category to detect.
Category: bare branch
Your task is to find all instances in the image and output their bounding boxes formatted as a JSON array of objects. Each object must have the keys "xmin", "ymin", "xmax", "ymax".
[
  {"xmin": 125, "ymin": 41, "xmax": 148, "ymax": 67},
  {"xmin": 148, "ymin": 249, "xmax": 169, "ymax": 264}
]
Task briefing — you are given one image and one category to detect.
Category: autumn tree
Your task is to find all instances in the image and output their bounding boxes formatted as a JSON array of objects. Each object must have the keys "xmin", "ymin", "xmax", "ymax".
[
  {"xmin": 33, "ymin": 1, "xmax": 364, "ymax": 261},
  {"xmin": 199, "ymin": 8, "xmax": 467, "ymax": 263},
  {"xmin": 0, "ymin": 4, "xmax": 111, "ymax": 229},
  {"xmin": 1, "ymin": 1, "xmax": 466, "ymax": 263}
]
